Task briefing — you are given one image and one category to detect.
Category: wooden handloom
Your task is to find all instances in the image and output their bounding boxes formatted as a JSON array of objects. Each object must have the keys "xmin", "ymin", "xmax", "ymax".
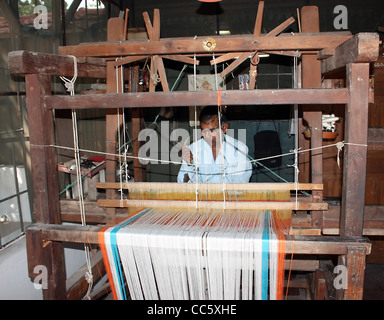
[{"xmin": 8, "ymin": 4, "xmax": 381, "ymax": 300}]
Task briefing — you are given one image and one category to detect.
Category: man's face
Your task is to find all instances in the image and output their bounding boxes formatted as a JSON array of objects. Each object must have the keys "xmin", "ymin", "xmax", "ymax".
[{"xmin": 200, "ymin": 115, "xmax": 228, "ymax": 147}]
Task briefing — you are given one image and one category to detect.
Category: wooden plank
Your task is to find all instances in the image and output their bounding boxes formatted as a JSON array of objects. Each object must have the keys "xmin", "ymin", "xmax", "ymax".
[
  {"xmin": 131, "ymin": 66, "xmax": 147, "ymax": 182},
  {"xmin": 97, "ymin": 198, "xmax": 328, "ymax": 211},
  {"xmin": 152, "ymin": 9, "xmax": 160, "ymax": 41},
  {"xmin": 105, "ymin": 60, "xmax": 120, "ymax": 225},
  {"xmin": 162, "ymin": 55, "xmax": 199, "ymax": 65},
  {"xmin": 219, "ymin": 52, "xmax": 250, "ymax": 78},
  {"xmin": 155, "ymin": 55, "xmax": 169, "ymax": 92},
  {"xmin": 285, "ymin": 259, "xmax": 319, "ymax": 271},
  {"xmin": 340, "ymin": 63, "xmax": 370, "ymax": 237},
  {"xmin": 8, "ymin": 51, "xmax": 106, "ymax": 78},
  {"xmin": 25, "ymin": 228, "xmax": 67, "ymax": 300},
  {"xmin": 313, "ymin": 270, "xmax": 326, "ymax": 300},
  {"xmin": 343, "ymin": 246, "xmax": 367, "ymax": 300},
  {"xmin": 58, "ymin": 34, "xmax": 352, "ymax": 57},
  {"xmin": 112, "ymin": 55, "xmax": 147, "ymax": 67},
  {"xmin": 26, "ymin": 223, "xmax": 372, "ymax": 255},
  {"xmin": 219, "ymin": 15, "xmax": 294, "ymax": 79},
  {"xmin": 266, "ymin": 16, "xmax": 295, "ymax": 37},
  {"xmin": 96, "ymin": 182, "xmax": 324, "ymax": 191},
  {"xmin": 44, "ymin": 88, "xmax": 350, "ymax": 110},
  {"xmin": 322, "ymin": 33, "xmax": 380, "ymax": 75},
  {"xmin": 317, "ymin": 47, "xmax": 335, "ymax": 60},
  {"xmin": 105, "ymin": 18, "xmax": 125, "ymax": 225},
  {"xmin": 143, "ymin": 10, "xmax": 169, "ymax": 93},
  {"xmin": 323, "ymin": 228, "xmax": 384, "ymax": 236},
  {"xmin": 250, "ymin": 1, "xmax": 264, "ymax": 90},
  {"xmin": 301, "ymin": 6, "xmax": 323, "ymax": 230},
  {"xmin": 25, "ymin": 73, "xmax": 66, "ymax": 299},
  {"xmin": 123, "ymin": 9, "xmax": 129, "ymax": 40},
  {"xmin": 107, "ymin": 17, "xmax": 124, "ymax": 41},
  {"xmin": 26, "ymin": 74, "xmax": 61, "ymax": 224},
  {"xmin": 210, "ymin": 52, "xmax": 245, "ymax": 65},
  {"xmin": 253, "ymin": 1, "xmax": 264, "ymax": 37},
  {"xmin": 142, "ymin": 11, "xmax": 154, "ymax": 41},
  {"xmin": 60, "ymin": 200, "xmax": 130, "ymax": 224}
]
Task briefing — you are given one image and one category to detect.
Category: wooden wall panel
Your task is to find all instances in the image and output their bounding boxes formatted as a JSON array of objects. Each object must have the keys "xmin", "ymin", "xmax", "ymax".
[
  {"xmin": 370, "ymin": 56, "xmax": 384, "ymax": 127},
  {"xmin": 366, "ymin": 54, "xmax": 384, "ymax": 205},
  {"xmin": 365, "ymin": 151, "xmax": 384, "ymax": 205}
]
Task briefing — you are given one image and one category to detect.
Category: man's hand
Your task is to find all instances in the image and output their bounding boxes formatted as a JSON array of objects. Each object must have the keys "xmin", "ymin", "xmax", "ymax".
[
  {"xmin": 183, "ymin": 173, "xmax": 190, "ymax": 183},
  {"xmin": 182, "ymin": 146, "xmax": 193, "ymax": 165}
]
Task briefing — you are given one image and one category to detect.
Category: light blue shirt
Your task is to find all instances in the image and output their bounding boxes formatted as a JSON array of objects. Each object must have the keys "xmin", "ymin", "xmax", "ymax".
[{"xmin": 177, "ymin": 135, "xmax": 252, "ymax": 183}]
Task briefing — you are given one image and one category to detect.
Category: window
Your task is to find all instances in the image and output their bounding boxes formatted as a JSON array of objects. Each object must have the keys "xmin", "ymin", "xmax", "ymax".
[{"xmin": 0, "ymin": 67, "xmax": 32, "ymax": 247}]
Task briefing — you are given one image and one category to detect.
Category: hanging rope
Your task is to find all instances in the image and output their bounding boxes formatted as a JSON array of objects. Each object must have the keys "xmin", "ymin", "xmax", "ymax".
[
  {"xmin": 60, "ymin": 55, "xmax": 93, "ymax": 300},
  {"xmin": 336, "ymin": 141, "xmax": 344, "ymax": 169}
]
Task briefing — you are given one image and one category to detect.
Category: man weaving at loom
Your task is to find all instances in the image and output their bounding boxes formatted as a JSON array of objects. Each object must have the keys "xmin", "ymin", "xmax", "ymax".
[
  {"xmin": 177, "ymin": 106, "xmax": 253, "ymax": 183},
  {"xmin": 100, "ymin": 109, "xmax": 290, "ymax": 300}
]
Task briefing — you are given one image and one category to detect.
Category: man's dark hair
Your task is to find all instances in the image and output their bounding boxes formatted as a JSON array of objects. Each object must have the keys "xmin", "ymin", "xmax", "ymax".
[{"xmin": 199, "ymin": 106, "xmax": 227, "ymax": 124}]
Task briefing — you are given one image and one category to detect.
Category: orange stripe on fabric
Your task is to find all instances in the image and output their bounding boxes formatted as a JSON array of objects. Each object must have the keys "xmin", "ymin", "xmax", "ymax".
[
  {"xmin": 276, "ymin": 233, "xmax": 286, "ymax": 300},
  {"xmin": 272, "ymin": 211, "xmax": 289, "ymax": 300},
  {"xmin": 98, "ymin": 226, "xmax": 118, "ymax": 300}
]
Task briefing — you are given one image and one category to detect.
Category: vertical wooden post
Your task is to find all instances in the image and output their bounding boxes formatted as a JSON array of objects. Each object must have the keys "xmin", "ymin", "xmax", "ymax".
[
  {"xmin": 131, "ymin": 66, "xmax": 147, "ymax": 182},
  {"xmin": 249, "ymin": 1, "xmax": 264, "ymax": 90},
  {"xmin": 337, "ymin": 246, "xmax": 367, "ymax": 300},
  {"xmin": 340, "ymin": 63, "xmax": 370, "ymax": 236},
  {"xmin": 105, "ymin": 18, "xmax": 125, "ymax": 224},
  {"xmin": 25, "ymin": 74, "xmax": 66, "ymax": 299},
  {"xmin": 313, "ymin": 269, "xmax": 326, "ymax": 300},
  {"xmin": 300, "ymin": 6, "xmax": 323, "ymax": 229},
  {"xmin": 346, "ymin": 246, "xmax": 367, "ymax": 300}
]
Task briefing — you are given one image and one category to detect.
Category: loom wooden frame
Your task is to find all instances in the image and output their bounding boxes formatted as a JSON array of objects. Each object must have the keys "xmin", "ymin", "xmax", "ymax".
[{"xmin": 8, "ymin": 5, "xmax": 380, "ymax": 300}]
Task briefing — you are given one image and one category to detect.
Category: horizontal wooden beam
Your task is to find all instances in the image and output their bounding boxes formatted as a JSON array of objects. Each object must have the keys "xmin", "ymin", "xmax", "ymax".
[
  {"xmin": 44, "ymin": 88, "xmax": 349, "ymax": 110},
  {"xmin": 96, "ymin": 182, "xmax": 324, "ymax": 191},
  {"xmin": 8, "ymin": 50, "xmax": 106, "ymax": 78},
  {"xmin": 97, "ymin": 199, "xmax": 328, "ymax": 211},
  {"xmin": 323, "ymin": 228, "xmax": 384, "ymax": 236},
  {"xmin": 58, "ymin": 33, "xmax": 351, "ymax": 57},
  {"xmin": 322, "ymin": 33, "xmax": 380, "ymax": 75},
  {"xmin": 26, "ymin": 223, "xmax": 371, "ymax": 255}
]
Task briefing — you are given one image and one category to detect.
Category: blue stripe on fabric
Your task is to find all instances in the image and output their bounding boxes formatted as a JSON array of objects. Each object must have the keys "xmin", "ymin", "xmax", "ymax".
[
  {"xmin": 262, "ymin": 211, "xmax": 270, "ymax": 300},
  {"xmin": 109, "ymin": 208, "xmax": 151, "ymax": 300}
]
